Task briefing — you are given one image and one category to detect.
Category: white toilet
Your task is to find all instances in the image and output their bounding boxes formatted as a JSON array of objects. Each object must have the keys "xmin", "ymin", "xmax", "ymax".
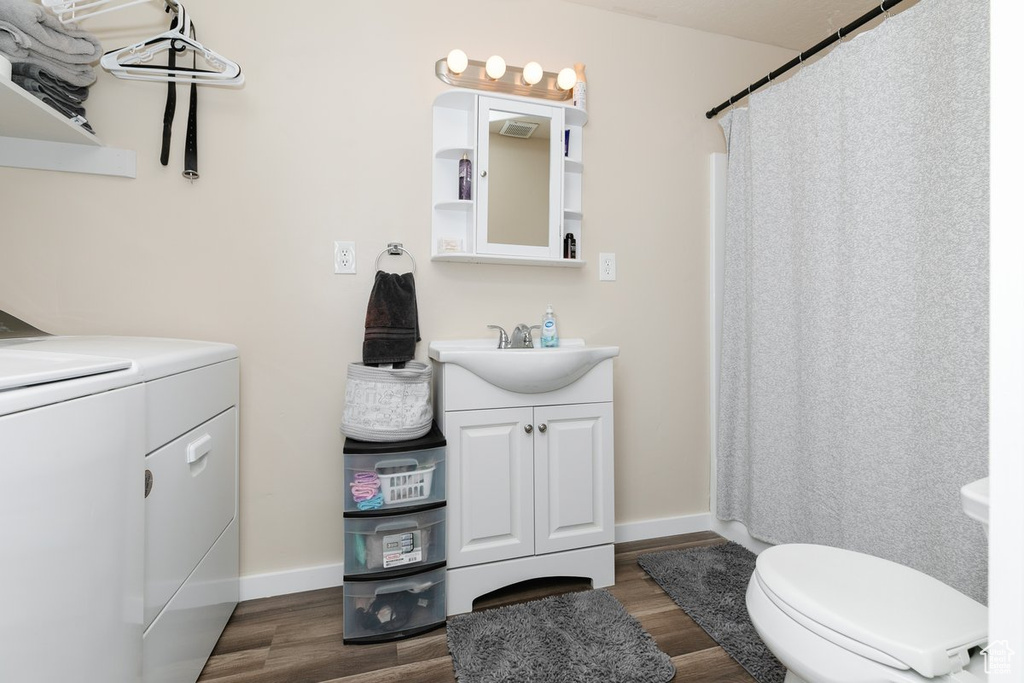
[{"xmin": 746, "ymin": 479, "xmax": 990, "ymax": 683}]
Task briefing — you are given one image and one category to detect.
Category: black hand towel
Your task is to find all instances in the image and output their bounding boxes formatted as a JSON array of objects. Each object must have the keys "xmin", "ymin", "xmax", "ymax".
[{"xmin": 363, "ymin": 270, "xmax": 420, "ymax": 366}]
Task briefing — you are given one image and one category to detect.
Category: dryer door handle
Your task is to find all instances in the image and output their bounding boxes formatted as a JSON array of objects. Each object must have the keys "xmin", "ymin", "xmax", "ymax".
[{"xmin": 186, "ymin": 434, "xmax": 213, "ymax": 465}]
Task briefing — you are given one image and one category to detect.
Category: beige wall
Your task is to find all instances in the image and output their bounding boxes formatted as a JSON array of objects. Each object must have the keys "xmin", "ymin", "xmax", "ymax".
[{"xmin": 0, "ymin": 1, "xmax": 793, "ymax": 578}]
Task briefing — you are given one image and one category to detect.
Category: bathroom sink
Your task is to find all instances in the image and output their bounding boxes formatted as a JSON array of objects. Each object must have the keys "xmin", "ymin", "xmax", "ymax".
[
  {"xmin": 960, "ymin": 477, "xmax": 989, "ymax": 531},
  {"xmin": 428, "ymin": 338, "xmax": 619, "ymax": 394}
]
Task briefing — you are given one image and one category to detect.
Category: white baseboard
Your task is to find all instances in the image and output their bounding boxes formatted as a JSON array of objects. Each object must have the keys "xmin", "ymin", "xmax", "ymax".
[
  {"xmin": 711, "ymin": 518, "xmax": 773, "ymax": 555},
  {"xmin": 239, "ymin": 513, "xmax": 715, "ymax": 602},
  {"xmin": 239, "ymin": 561, "xmax": 345, "ymax": 602},
  {"xmin": 614, "ymin": 512, "xmax": 713, "ymax": 543}
]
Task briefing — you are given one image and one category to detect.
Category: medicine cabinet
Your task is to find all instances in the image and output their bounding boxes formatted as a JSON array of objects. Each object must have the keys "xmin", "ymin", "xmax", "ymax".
[{"xmin": 431, "ymin": 89, "xmax": 585, "ymax": 267}]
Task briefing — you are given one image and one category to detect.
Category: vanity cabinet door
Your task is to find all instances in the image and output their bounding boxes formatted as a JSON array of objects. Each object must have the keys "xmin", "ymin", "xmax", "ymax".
[
  {"xmin": 446, "ymin": 407, "xmax": 535, "ymax": 568},
  {"xmin": 533, "ymin": 402, "xmax": 615, "ymax": 555}
]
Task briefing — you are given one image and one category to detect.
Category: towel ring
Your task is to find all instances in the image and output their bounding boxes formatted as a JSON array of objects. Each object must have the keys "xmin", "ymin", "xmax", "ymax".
[{"xmin": 375, "ymin": 242, "xmax": 417, "ymax": 274}]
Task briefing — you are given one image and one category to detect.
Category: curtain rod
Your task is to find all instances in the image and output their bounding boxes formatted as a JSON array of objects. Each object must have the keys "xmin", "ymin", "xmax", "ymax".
[{"xmin": 705, "ymin": 0, "xmax": 910, "ymax": 119}]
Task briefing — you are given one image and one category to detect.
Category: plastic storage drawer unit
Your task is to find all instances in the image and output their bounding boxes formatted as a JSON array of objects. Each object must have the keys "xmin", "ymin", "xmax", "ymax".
[
  {"xmin": 345, "ymin": 505, "xmax": 446, "ymax": 578},
  {"xmin": 343, "ymin": 562, "xmax": 447, "ymax": 643},
  {"xmin": 344, "ymin": 424, "xmax": 446, "ymax": 514},
  {"xmin": 343, "ymin": 422, "xmax": 447, "ymax": 644}
]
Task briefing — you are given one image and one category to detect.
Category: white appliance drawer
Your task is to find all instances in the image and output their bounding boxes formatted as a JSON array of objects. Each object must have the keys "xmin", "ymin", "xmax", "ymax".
[
  {"xmin": 143, "ymin": 519, "xmax": 239, "ymax": 683},
  {"xmin": 146, "ymin": 359, "xmax": 239, "ymax": 453},
  {"xmin": 144, "ymin": 407, "xmax": 237, "ymax": 628}
]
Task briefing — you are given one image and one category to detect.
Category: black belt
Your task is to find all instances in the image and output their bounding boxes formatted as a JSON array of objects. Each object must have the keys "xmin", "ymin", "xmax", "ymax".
[{"xmin": 159, "ymin": 14, "xmax": 199, "ymax": 181}]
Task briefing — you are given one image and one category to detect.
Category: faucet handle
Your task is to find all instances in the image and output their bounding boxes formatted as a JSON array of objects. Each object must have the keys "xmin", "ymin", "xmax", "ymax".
[
  {"xmin": 523, "ymin": 324, "xmax": 542, "ymax": 348},
  {"xmin": 487, "ymin": 325, "xmax": 510, "ymax": 349}
]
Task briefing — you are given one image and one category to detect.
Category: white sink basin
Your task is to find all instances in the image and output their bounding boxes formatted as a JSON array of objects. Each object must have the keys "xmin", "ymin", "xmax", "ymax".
[
  {"xmin": 428, "ymin": 338, "xmax": 619, "ymax": 394},
  {"xmin": 960, "ymin": 477, "xmax": 989, "ymax": 534}
]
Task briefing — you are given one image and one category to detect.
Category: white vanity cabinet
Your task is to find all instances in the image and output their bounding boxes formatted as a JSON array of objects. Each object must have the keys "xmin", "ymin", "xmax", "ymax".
[{"xmin": 434, "ymin": 359, "xmax": 615, "ymax": 615}]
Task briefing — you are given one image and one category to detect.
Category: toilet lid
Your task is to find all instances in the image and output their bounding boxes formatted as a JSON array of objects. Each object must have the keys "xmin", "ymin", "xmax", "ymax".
[{"xmin": 754, "ymin": 544, "xmax": 987, "ymax": 678}]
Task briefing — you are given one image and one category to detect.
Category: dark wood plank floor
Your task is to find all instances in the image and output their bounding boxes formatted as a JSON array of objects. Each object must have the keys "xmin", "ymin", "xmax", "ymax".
[{"xmin": 198, "ymin": 531, "xmax": 756, "ymax": 683}]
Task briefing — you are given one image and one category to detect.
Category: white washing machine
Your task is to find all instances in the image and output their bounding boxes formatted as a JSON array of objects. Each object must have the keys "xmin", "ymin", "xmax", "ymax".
[{"xmin": 0, "ymin": 310, "xmax": 240, "ymax": 683}]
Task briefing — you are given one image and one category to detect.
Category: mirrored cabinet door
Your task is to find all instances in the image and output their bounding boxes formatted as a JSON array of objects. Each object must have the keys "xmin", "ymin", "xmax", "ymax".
[{"xmin": 475, "ymin": 97, "xmax": 563, "ymax": 260}]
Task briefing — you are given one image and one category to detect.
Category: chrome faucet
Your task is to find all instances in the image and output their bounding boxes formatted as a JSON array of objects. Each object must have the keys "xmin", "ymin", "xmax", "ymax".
[
  {"xmin": 487, "ymin": 325, "xmax": 510, "ymax": 349},
  {"xmin": 511, "ymin": 323, "xmax": 542, "ymax": 348}
]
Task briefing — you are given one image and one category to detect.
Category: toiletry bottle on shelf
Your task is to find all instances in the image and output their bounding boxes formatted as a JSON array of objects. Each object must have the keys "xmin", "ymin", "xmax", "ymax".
[
  {"xmin": 563, "ymin": 233, "xmax": 577, "ymax": 259},
  {"xmin": 458, "ymin": 154, "xmax": 472, "ymax": 200},
  {"xmin": 541, "ymin": 304, "xmax": 559, "ymax": 348},
  {"xmin": 572, "ymin": 63, "xmax": 587, "ymax": 112}
]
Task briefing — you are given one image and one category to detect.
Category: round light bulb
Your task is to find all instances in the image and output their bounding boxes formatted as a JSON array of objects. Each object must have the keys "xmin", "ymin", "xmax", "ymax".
[
  {"xmin": 446, "ymin": 48, "xmax": 468, "ymax": 75},
  {"xmin": 485, "ymin": 55, "xmax": 506, "ymax": 80},
  {"xmin": 522, "ymin": 61, "xmax": 543, "ymax": 86},
  {"xmin": 556, "ymin": 67, "xmax": 576, "ymax": 91}
]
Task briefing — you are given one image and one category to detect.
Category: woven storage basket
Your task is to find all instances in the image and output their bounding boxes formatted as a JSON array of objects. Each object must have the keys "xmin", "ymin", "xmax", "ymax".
[{"xmin": 341, "ymin": 362, "xmax": 432, "ymax": 442}]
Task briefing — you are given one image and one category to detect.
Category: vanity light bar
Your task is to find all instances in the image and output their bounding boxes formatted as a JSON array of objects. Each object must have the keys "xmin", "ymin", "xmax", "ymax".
[{"xmin": 435, "ymin": 53, "xmax": 574, "ymax": 102}]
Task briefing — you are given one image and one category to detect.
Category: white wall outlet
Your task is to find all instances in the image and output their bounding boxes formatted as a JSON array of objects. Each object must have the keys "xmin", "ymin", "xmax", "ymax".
[
  {"xmin": 334, "ymin": 241, "xmax": 356, "ymax": 274},
  {"xmin": 599, "ymin": 252, "xmax": 616, "ymax": 281}
]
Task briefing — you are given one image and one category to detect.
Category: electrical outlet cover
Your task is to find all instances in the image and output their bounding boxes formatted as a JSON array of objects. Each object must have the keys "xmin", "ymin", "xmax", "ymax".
[
  {"xmin": 599, "ymin": 252, "xmax": 616, "ymax": 281},
  {"xmin": 334, "ymin": 241, "xmax": 356, "ymax": 274}
]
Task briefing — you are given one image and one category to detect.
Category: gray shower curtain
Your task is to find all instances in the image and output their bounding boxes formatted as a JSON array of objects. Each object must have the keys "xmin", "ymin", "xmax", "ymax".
[{"xmin": 716, "ymin": 0, "xmax": 989, "ymax": 601}]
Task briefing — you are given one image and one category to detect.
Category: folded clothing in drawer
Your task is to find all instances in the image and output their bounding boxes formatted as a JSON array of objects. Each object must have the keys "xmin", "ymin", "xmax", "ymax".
[
  {"xmin": 343, "ymin": 566, "xmax": 446, "ymax": 643},
  {"xmin": 345, "ymin": 505, "xmax": 446, "ymax": 577},
  {"xmin": 343, "ymin": 423, "xmax": 446, "ymax": 513}
]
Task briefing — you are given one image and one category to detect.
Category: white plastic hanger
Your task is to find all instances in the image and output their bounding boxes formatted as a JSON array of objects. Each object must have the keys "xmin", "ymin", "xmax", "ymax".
[
  {"xmin": 42, "ymin": 0, "xmax": 153, "ymax": 25},
  {"xmin": 100, "ymin": 1, "xmax": 244, "ymax": 86}
]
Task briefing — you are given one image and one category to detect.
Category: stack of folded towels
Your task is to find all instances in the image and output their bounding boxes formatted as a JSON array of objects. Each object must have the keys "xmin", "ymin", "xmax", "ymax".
[{"xmin": 0, "ymin": 0, "xmax": 102, "ymax": 133}]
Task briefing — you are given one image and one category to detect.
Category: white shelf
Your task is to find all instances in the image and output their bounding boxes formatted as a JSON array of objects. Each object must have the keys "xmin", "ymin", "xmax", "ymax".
[
  {"xmin": 436, "ymin": 146, "xmax": 472, "ymax": 160},
  {"xmin": 435, "ymin": 199, "xmax": 474, "ymax": 211},
  {"xmin": 0, "ymin": 77, "xmax": 136, "ymax": 178},
  {"xmin": 432, "ymin": 253, "xmax": 586, "ymax": 267}
]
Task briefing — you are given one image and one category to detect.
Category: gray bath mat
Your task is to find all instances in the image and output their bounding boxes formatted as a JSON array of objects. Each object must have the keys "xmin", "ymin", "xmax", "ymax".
[
  {"xmin": 638, "ymin": 541, "xmax": 785, "ymax": 683},
  {"xmin": 446, "ymin": 589, "xmax": 675, "ymax": 683}
]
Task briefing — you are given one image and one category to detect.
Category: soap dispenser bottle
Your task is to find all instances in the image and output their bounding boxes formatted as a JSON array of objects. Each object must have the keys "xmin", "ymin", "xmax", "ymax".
[{"xmin": 540, "ymin": 304, "xmax": 559, "ymax": 348}]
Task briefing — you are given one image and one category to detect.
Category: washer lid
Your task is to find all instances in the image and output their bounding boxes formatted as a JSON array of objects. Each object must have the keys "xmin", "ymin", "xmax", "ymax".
[
  {"xmin": 754, "ymin": 544, "xmax": 987, "ymax": 678},
  {"xmin": 0, "ymin": 350, "xmax": 131, "ymax": 391}
]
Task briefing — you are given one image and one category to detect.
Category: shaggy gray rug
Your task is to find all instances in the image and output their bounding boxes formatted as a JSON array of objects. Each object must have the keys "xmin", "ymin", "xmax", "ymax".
[
  {"xmin": 446, "ymin": 589, "xmax": 675, "ymax": 683},
  {"xmin": 637, "ymin": 541, "xmax": 785, "ymax": 683}
]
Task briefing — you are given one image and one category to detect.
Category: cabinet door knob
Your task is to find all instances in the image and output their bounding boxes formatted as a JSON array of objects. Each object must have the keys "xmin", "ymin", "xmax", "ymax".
[
  {"xmin": 480, "ymin": 170, "xmax": 487, "ymax": 178},
  {"xmin": 524, "ymin": 424, "xmax": 533, "ymax": 434},
  {"xmin": 144, "ymin": 469, "xmax": 153, "ymax": 498},
  {"xmin": 538, "ymin": 423, "xmax": 547, "ymax": 433}
]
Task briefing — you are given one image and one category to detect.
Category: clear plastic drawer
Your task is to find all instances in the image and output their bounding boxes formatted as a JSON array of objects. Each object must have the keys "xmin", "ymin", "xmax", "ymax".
[
  {"xmin": 344, "ymin": 505, "xmax": 446, "ymax": 578},
  {"xmin": 343, "ymin": 423, "xmax": 446, "ymax": 513},
  {"xmin": 343, "ymin": 566, "xmax": 446, "ymax": 643}
]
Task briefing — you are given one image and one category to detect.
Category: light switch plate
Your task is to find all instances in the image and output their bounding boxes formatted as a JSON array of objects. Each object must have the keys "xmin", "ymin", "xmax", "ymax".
[{"xmin": 334, "ymin": 241, "xmax": 356, "ymax": 274}]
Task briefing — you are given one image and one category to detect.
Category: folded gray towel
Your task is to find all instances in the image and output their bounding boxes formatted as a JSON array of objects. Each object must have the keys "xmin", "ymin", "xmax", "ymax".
[
  {"xmin": 0, "ymin": 1, "xmax": 101, "ymax": 64},
  {"xmin": 0, "ymin": 49, "xmax": 96, "ymax": 86},
  {"xmin": 11, "ymin": 62, "xmax": 89, "ymax": 101},
  {"xmin": 13, "ymin": 74, "xmax": 86, "ymax": 107}
]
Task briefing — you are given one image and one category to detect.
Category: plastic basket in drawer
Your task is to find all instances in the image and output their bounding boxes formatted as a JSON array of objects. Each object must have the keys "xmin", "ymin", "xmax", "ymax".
[
  {"xmin": 344, "ymin": 505, "xmax": 447, "ymax": 577},
  {"xmin": 343, "ymin": 566, "xmax": 446, "ymax": 643},
  {"xmin": 376, "ymin": 459, "xmax": 434, "ymax": 504}
]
